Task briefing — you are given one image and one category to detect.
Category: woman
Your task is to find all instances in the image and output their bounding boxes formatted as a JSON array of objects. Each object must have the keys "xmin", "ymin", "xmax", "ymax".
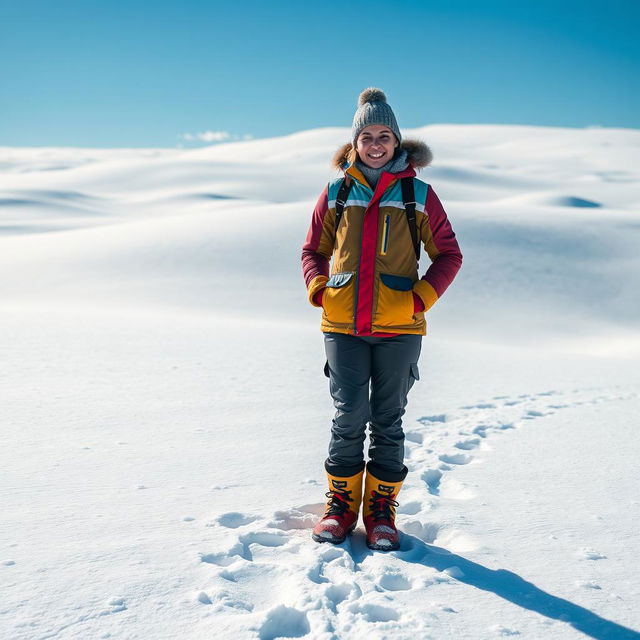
[{"xmin": 301, "ymin": 88, "xmax": 462, "ymax": 550}]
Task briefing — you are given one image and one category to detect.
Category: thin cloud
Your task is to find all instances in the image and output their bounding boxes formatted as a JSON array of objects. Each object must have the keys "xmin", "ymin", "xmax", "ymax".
[{"xmin": 179, "ymin": 131, "xmax": 253, "ymax": 143}]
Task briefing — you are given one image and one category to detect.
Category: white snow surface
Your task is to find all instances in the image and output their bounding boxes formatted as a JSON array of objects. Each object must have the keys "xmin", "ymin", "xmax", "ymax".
[{"xmin": 1, "ymin": 124, "xmax": 639, "ymax": 640}]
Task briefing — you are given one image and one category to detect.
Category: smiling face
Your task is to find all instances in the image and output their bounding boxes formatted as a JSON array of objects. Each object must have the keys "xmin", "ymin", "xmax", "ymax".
[{"xmin": 355, "ymin": 125, "xmax": 399, "ymax": 168}]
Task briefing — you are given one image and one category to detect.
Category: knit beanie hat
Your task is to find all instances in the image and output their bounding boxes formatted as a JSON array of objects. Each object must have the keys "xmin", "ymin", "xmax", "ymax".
[{"xmin": 352, "ymin": 88, "xmax": 402, "ymax": 146}]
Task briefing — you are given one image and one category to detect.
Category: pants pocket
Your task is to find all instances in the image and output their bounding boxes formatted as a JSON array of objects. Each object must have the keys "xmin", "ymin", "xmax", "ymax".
[
  {"xmin": 374, "ymin": 273, "xmax": 414, "ymax": 327},
  {"xmin": 322, "ymin": 272, "xmax": 355, "ymax": 325},
  {"xmin": 404, "ymin": 362, "xmax": 420, "ymax": 397}
]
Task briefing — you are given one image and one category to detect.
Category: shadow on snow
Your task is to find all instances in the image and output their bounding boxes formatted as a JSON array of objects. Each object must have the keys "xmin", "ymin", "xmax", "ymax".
[{"xmin": 343, "ymin": 532, "xmax": 639, "ymax": 640}]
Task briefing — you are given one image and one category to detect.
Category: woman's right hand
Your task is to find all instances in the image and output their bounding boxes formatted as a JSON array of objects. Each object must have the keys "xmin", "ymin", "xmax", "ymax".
[{"xmin": 313, "ymin": 288, "xmax": 325, "ymax": 307}]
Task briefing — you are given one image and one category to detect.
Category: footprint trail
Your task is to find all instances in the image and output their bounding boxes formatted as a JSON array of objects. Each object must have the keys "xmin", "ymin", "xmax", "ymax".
[{"xmin": 193, "ymin": 386, "xmax": 638, "ymax": 638}]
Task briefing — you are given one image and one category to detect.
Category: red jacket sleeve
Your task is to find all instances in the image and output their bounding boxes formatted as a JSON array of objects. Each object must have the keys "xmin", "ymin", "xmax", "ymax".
[
  {"xmin": 301, "ymin": 185, "xmax": 333, "ymax": 306},
  {"xmin": 412, "ymin": 186, "xmax": 462, "ymax": 311}
]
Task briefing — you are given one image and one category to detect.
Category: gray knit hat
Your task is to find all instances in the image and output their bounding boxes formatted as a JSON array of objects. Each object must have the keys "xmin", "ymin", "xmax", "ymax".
[{"xmin": 351, "ymin": 87, "xmax": 402, "ymax": 146}]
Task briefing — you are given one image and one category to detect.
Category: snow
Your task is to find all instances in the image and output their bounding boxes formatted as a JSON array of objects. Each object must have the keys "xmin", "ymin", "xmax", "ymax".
[{"xmin": 1, "ymin": 124, "xmax": 639, "ymax": 639}]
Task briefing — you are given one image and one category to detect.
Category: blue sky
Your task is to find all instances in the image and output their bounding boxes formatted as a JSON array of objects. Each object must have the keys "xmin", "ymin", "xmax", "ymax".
[{"xmin": 1, "ymin": 0, "xmax": 638, "ymax": 147}]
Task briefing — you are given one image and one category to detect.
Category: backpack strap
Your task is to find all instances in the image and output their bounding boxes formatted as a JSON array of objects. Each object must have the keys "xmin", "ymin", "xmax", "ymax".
[
  {"xmin": 401, "ymin": 176, "xmax": 420, "ymax": 261},
  {"xmin": 334, "ymin": 176, "xmax": 352, "ymax": 234}
]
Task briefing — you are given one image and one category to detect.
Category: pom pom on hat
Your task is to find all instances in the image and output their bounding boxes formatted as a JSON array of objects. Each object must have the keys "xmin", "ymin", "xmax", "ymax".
[{"xmin": 358, "ymin": 87, "xmax": 387, "ymax": 106}]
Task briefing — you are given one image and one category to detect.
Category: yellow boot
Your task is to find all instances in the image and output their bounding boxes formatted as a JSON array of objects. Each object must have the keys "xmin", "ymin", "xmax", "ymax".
[
  {"xmin": 312, "ymin": 467, "xmax": 364, "ymax": 544},
  {"xmin": 363, "ymin": 462, "xmax": 407, "ymax": 551}
]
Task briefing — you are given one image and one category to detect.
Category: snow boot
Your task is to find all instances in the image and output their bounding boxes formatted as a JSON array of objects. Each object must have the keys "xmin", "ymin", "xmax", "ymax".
[
  {"xmin": 312, "ymin": 466, "xmax": 364, "ymax": 544},
  {"xmin": 363, "ymin": 462, "xmax": 407, "ymax": 551}
]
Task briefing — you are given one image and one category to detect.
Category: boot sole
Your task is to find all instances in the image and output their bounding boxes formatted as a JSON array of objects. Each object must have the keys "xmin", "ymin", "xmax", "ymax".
[
  {"xmin": 312, "ymin": 523, "xmax": 356, "ymax": 545},
  {"xmin": 366, "ymin": 541, "xmax": 400, "ymax": 551}
]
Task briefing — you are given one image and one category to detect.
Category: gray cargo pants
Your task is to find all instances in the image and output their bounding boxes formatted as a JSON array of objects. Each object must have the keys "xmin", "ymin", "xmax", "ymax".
[{"xmin": 323, "ymin": 331, "xmax": 422, "ymax": 476}]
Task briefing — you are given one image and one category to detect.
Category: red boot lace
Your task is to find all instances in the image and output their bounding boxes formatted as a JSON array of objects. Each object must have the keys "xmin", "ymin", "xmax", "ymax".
[{"xmin": 368, "ymin": 490, "xmax": 399, "ymax": 521}]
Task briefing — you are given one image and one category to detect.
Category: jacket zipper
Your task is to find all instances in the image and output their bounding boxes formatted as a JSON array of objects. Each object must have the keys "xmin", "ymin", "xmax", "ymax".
[{"xmin": 381, "ymin": 214, "xmax": 390, "ymax": 255}]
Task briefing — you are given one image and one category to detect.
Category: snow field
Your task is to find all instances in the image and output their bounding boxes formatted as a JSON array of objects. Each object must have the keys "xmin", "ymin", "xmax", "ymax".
[{"xmin": 1, "ymin": 124, "xmax": 639, "ymax": 639}]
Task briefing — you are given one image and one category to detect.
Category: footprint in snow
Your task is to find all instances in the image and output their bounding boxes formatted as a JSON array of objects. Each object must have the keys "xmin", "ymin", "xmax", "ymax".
[
  {"xmin": 217, "ymin": 568, "xmax": 238, "ymax": 582},
  {"xmin": 402, "ymin": 520, "xmax": 441, "ymax": 544},
  {"xmin": 307, "ymin": 561, "xmax": 330, "ymax": 585},
  {"xmin": 418, "ymin": 414, "xmax": 447, "ymax": 424},
  {"xmin": 577, "ymin": 547, "xmax": 607, "ymax": 560},
  {"xmin": 454, "ymin": 437, "xmax": 481, "ymax": 450},
  {"xmin": 523, "ymin": 409, "xmax": 548, "ymax": 419},
  {"xmin": 422, "ymin": 469, "xmax": 443, "ymax": 495},
  {"xmin": 378, "ymin": 572, "xmax": 412, "ymax": 591},
  {"xmin": 397, "ymin": 500, "xmax": 423, "ymax": 515},
  {"xmin": 438, "ymin": 604, "xmax": 459, "ymax": 613},
  {"xmin": 214, "ymin": 512, "xmax": 260, "ymax": 529},
  {"xmin": 206, "ymin": 590, "xmax": 253, "ymax": 612},
  {"xmin": 405, "ymin": 430, "xmax": 424, "ymax": 444},
  {"xmin": 461, "ymin": 402, "xmax": 496, "ymax": 410},
  {"xmin": 324, "ymin": 582, "xmax": 355, "ymax": 611},
  {"xmin": 439, "ymin": 453, "xmax": 473, "ymax": 465},
  {"xmin": 200, "ymin": 529, "xmax": 289, "ymax": 565},
  {"xmin": 347, "ymin": 602, "xmax": 400, "ymax": 622},
  {"xmin": 239, "ymin": 530, "xmax": 288, "ymax": 548},
  {"xmin": 200, "ymin": 544, "xmax": 244, "ymax": 567},
  {"xmin": 106, "ymin": 598, "xmax": 127, "ymax": 613},
  {"xmin": 318, "ymin": 546, "xmax": 345, "ymax": 563},
  {"xmin": 473, "ymin": 425, "xmax": 489, "ymax": 438},
  {"xmin": 576, "ymin": 580, "xmax": 602, "ymax": 589},
  {"xmin": 257, "ymin": 605, "xmax": 310, "ymax": 640},
  {"xmin": 473, "ymin": 423, "xmax": 514, "ymax": 438}
]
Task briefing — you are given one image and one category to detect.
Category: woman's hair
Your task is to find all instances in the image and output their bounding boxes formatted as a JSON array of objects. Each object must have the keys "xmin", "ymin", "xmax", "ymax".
[{"xmin": 347, "ymin": 145, "xmax": 359, "ymax": 166}]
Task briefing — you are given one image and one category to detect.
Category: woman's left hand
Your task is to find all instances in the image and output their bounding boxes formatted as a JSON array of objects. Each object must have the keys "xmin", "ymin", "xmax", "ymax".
[{"xmin": 412, "ymin": 292, "xmax": 425, "ymax": 313}]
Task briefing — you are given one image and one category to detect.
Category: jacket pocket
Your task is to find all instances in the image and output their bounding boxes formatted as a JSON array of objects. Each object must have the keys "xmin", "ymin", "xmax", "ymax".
[
  {"xmin": 374, "ymin": 273, "xmax": 414, "ymax": 328},
  {"xmin": 322, "ymin": 272, "xmax": 355, "ymax": 325}
]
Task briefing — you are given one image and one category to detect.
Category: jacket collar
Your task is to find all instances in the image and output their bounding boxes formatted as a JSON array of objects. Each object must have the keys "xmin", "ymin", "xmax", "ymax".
[{"xmin": 345, "ymin": 164, "xmax": 416, "ymax": 198}]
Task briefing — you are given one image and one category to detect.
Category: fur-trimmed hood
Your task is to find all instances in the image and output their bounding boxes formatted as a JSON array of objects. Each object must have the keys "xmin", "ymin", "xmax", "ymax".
[{"xmin": 331, "ymin": 138, "xmax": 433, "ymax": 171}]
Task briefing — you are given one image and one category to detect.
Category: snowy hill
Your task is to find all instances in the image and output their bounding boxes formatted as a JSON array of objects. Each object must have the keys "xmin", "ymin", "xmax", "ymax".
[{"xmin": 1, "ymin": 125, "xmax": 639, "ymax": 639}]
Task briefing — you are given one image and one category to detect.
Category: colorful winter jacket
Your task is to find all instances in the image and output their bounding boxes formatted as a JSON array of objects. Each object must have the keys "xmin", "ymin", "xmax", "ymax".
[{"xmin": 301, "ymin": 139, "xmax": 462, "ymax": 336}]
